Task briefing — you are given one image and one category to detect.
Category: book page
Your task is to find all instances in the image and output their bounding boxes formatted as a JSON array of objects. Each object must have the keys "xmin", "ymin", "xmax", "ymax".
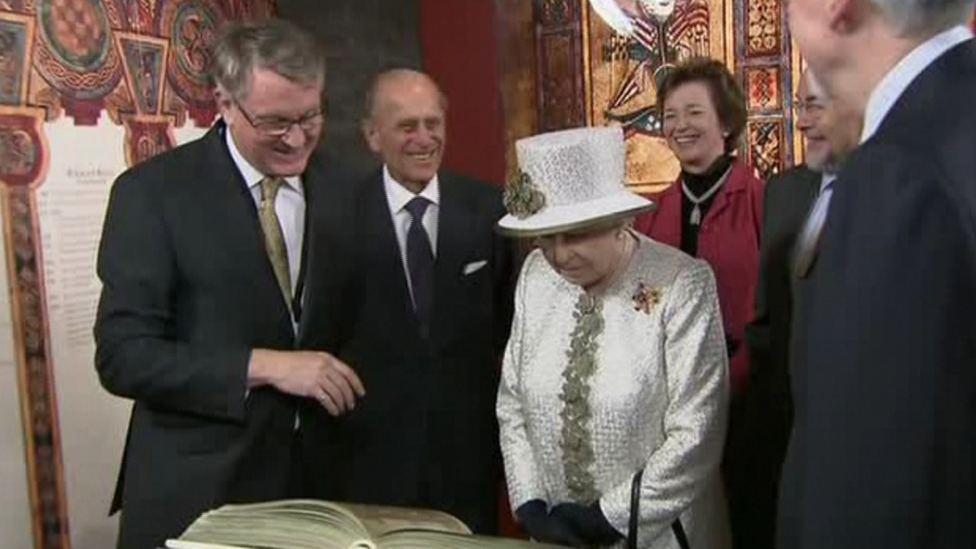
[
  {"xmin": 167, "ymin": 535, "xmax": 376, "ymax": 549},
  {"xmin": 341, "ymin": 503, "xmax": 470, "ymax": 539},
  {"xmin": 167, "ymin": 541, "xmax": 288, "ymax": 549},
  {"xmin": 171, "ymin": 500, "xmax": 373, "ymax": 549},
  {"xmin": 378, "ymin": 530, "xmax": 567, "ymax": 549}
]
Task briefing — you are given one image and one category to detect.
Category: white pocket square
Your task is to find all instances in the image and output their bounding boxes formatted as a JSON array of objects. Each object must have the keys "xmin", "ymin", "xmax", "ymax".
[{"xmin": 463, "ymin": 260, "xmax": 488, "ymax": 275}]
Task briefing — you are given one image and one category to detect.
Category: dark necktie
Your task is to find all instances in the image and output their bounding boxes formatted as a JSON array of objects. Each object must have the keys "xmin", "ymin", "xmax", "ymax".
[{"xmin": 405, "ymin": 196, "xmax": 434, "ymax": 333}]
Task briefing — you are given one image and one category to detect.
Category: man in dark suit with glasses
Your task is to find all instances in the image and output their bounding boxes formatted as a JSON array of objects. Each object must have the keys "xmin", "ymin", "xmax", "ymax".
[{"xmin": 94, "ymin": 19, "xmax": 363, "ymax": 549}]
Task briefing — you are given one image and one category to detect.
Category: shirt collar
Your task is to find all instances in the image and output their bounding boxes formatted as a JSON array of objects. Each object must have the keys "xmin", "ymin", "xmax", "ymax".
[
  {"xmin": 821, "ymin": 172, "xmax": 836, "ymax": 193},
  {"xmin": 383, "ymin": 165, "xmax": 440, "ymax": 213},
  {"xmin": 861, "ymin": 25, "xmax": 973, "ymax": 143},
  {"xmin": 225, "ymin": 127, "xmax": 303, "ymax": 194}
]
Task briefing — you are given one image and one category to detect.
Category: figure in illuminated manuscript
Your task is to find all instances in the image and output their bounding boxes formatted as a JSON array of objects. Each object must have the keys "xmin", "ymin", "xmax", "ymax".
[
  {"xmin": 0, "ymin": 28, "xmax": 19, "ymax": 100},
  {"xmin": 0, "ymin": 129, "xmax": 35, "ymax": 176},
  {"xmin": 587, "ymin": 0, "xmax": 726, "ymax": 188},
  {"xmin": 597, "ymin": 0, "xmax": 711, "ymax": 137}
]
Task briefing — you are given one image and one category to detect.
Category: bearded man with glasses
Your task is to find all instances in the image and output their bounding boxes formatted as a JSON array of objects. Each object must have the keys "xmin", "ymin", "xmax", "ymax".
[{"xmin": 94, "ymin": 18, "xmax": 362, "ymax": 549}]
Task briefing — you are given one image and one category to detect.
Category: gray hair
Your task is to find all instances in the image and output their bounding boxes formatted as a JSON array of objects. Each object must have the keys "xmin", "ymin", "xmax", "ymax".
[
  {"xmin": 870, "ymin": 0, "xmax": 974, "ymax": 37},
  {"xmin": 211, "ymin": 19, "xmax": 325, "ymax": 101}
]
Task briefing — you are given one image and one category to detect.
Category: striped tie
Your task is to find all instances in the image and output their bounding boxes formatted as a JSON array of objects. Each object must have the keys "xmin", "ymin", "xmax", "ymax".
[{"xmin": 258, "ymin": 176, "xmax": 292, "ymax": 307}]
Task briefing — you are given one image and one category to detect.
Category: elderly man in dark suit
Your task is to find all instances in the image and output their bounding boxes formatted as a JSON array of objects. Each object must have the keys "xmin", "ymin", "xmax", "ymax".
[
  {"xmin": 740, "ymin": 68, "xmax": 861, "ymax": 549},
  {"xmin": 779, "ymin": 0, "xmax": 976, "ymax": 548},
  {"xmin": 94, "ymin": 19, "xmax": 364, "ymax": 549},
  {"xmin": 301, "ymin": 69, "xmax": 515, "ymax": 535}
]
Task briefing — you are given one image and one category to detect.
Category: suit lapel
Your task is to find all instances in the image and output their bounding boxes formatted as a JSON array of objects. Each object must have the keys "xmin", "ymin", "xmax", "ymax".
[
  {"xmin": 806, "ymin": 168, "xmax": 822, "ymax": 193},
  {"xmin": 789, "ymin": 168, "xmax": 836, "ymax": 282},
  {"xmin": 430, "ymin": 174, "xmax": 474, "ymax": 344},
  {"xmin": 794, "ymin": 167, "xmax": 824, "ymax": 223},
  {"xmin": 802, "ymin": 168, "xmax": 821, "ymax": 208},
  {"xmin": 364, "ymin": 173, "xmax": 418, "ymax": 320},
  {"xmin": 295, "ymin": 156, "xmax": 327, "ymax": 341}
]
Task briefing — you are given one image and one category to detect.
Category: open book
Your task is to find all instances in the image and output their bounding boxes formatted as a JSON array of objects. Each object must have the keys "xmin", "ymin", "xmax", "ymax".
[{"xmin": 165, "ymin": 499, "xmax": 566, "ymax": 549}]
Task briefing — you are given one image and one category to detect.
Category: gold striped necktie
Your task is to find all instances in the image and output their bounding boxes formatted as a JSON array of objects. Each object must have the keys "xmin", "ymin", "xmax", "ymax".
[{"xmin": 258, "ymin": 176, "xmax": 292, "ymax": 307}]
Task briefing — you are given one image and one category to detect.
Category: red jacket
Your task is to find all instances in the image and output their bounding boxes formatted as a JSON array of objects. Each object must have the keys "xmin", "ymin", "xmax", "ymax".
[{"xmin": 634, "ymin": 159, "xmax": 764, "ymax": 394}]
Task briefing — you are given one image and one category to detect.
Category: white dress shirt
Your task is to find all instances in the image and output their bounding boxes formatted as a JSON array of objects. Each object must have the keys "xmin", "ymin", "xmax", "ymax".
[
  {"xmin": 383, "ymin": 165, "xmax": 440, "ymax": 304},
  {"xmin": 861, "ymin": 25, "xmax": 973, "ymax": 143},
  {"xmin": 226, "ymin": 130, "xmax": 306, "ymax": 304}
]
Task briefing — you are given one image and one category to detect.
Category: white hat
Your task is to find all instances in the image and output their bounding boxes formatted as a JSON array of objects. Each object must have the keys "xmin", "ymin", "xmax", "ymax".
[{"xmin": 497, "ymin": 126, "xmax": 654, "ymax": 237}]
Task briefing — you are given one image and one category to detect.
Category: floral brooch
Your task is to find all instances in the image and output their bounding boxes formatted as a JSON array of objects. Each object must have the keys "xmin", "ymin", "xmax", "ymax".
[
  {"xmin": 503, "ymin": 170, "xmax": 546, "ymax": 219},
  {"xmin": 632, "ymin": 283, "xmax": 662, "ymax": 314}
]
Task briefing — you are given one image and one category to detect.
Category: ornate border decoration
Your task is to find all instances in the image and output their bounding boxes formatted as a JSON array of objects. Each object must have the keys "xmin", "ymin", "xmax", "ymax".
[
  {"xmin": 0, "ymin": 103, "xmax": 66, "ymax": 549},
  {"xmin": 0, "ymin": 11, "xmax": 35, "ymax": 106},
  {"xmin": 735, "ymin": 0, "xmax": 797, "ymax": 179},
  {"xmin": 533, "ymin": 0, "xmax": 587, "ymax": 131},
  {"xmin": 1, "ymin": 11, "xmax": 68, "ymax": 549},
  {"xmin": 0, "ymin": 3, "xmax": 276, "ymax": 549}
]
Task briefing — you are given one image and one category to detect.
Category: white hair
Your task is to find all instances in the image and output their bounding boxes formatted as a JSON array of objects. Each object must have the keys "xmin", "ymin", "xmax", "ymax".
[{"xmin": 870, "ymin": 0, "xmax": 975, "ymax": 37}]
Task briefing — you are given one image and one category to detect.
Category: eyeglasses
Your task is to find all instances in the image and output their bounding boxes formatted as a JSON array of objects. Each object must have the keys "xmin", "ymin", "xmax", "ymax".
[
  {"xmin": 235, "ymin": 102, "xmax": 324, "ymax": 137},
  {"xmin": 795, "ymin": 99, "xmax": 827, "ymax": 115}
]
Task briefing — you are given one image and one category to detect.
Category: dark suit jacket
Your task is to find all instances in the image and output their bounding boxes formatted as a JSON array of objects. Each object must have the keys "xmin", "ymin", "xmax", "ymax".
[
  {"xmin": 94, "ymin": 123, "xmax": 356, "ymax": 549},
  {"xmin": 300, "ymin": 170, "xmax": 515, "ymax": 534},
  {"xmin": 778, "ymin": 38, "xmax": 976, "ymax": 549},
  {"xmin": 738, "ymin": 165, "xmax": 820, "ymax": 549}
]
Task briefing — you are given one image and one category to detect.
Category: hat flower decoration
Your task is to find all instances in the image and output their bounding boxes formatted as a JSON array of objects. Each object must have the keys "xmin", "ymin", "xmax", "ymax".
[{"xmin": 503, "ymin": 170, "xmax": 547, "ymax": 219}]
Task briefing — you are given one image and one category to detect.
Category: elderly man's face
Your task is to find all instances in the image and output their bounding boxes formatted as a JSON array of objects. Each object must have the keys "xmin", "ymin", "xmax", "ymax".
[
  {"xmin": 364, "ymin": 73, "xmax": 446, "ymax": 191},
  {"xmin": 796, "ymin": 71, "xmax": 861, "ymax": 173}
]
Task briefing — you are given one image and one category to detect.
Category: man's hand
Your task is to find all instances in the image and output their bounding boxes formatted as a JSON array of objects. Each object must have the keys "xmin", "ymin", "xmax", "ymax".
[{"xmin": 248, "ymin": 349, "xmax": 365, "ymax": 416}]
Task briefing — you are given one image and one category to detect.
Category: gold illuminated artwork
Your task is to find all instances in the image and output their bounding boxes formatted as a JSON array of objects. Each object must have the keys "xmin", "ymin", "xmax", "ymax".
[{"xmin": 584, "ymin": 0, "xmax": 735, "ymax": 192}]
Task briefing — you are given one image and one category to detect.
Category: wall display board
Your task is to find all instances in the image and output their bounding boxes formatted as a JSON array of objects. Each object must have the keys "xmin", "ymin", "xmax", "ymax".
[{"xmin": 0, "ymin": 2, "xmax": 275, "ymax": 548}]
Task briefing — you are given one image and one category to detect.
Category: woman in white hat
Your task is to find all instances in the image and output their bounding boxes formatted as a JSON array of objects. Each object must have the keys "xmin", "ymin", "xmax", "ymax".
[{"xmin": 497, "ymin": 126, "xmax": 730, "ymax": 549}]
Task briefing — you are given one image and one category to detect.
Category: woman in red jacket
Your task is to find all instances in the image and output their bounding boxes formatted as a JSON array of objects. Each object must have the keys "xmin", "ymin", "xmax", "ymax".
[{"xmin": 633, "ymin": 56, "xmax": 763, "ymax": 549}]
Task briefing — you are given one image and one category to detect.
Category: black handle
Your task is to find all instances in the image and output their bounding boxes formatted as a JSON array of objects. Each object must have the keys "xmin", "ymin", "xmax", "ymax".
[{"xmin": 627, "ymin": 469, "xmax": 690, "ymax": 549}]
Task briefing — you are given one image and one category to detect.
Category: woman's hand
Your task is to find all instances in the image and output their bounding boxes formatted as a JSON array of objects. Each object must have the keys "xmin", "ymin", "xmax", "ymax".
[
  {"xmin": 549, "ymin": 501, "xmax": 623, "ymax": 546},
  {"xmin": 515, "ymin": 500, "xmax": 585, "ymax": 546}
]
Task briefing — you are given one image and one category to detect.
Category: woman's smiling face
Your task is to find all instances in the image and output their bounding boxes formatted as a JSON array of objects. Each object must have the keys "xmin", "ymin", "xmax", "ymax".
[{"xmin": 662, "ymin": 81, "xmax": 727, "ymax": 174}]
